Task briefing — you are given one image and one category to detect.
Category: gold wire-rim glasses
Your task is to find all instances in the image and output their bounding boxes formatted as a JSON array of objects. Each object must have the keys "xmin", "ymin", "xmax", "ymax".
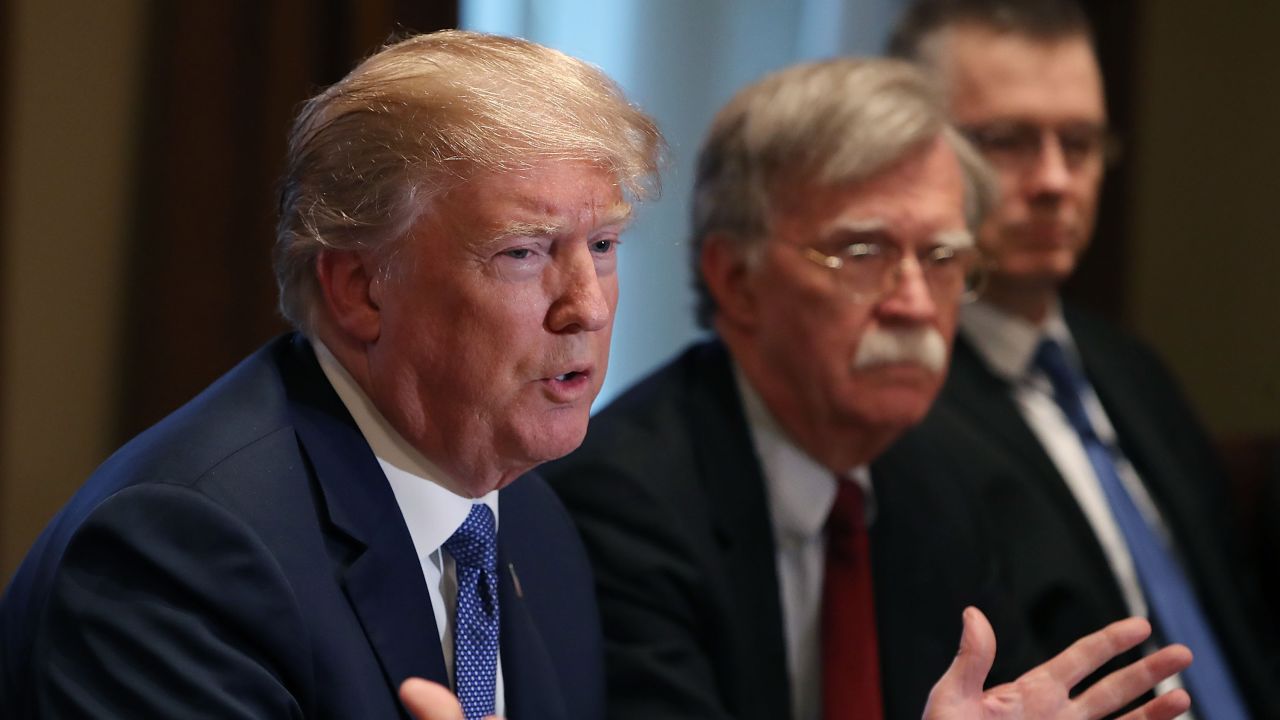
[{"xmin": 799, "ymin": 241, "xmax": 988, "ymax": 305}]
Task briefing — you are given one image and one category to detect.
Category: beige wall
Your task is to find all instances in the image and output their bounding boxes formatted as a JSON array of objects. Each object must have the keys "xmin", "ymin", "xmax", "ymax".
[
  {"xmin": 1128, "ymin": 2, "xmax": 1280, "ymax": 437},
  {"xmin": 1, "ymin": 0, "xmax": 146, "ymax": 577}
]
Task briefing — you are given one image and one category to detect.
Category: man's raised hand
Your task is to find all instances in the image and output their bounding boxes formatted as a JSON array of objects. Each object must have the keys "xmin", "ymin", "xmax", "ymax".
[{"xmin": 924, "ymin": 607, "xmax": 1193, "ymax": 720}]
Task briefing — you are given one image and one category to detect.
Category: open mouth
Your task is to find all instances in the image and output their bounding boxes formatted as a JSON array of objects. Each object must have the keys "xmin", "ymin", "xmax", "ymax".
[{"xmin": 554, "ymin": 371, "xmax": 585, "ymax": 382}]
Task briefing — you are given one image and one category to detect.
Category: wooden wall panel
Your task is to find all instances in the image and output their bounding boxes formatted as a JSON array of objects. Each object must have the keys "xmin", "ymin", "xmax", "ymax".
[{"xmin": 117, "ymin": 0, "xmax": 457, "ymax": 441}]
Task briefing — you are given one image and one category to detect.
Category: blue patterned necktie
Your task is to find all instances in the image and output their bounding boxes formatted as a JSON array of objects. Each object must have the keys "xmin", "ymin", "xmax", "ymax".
[
  {"xmin": 442, "ymin": 504, "xmax": 500, "ymax": 720},
  {"xmin": 1033, "ymin": 338, "xmax": 1248, "ymax": 719}
]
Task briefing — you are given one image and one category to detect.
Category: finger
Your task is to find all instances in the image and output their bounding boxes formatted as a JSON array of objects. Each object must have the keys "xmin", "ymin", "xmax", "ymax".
[
  {"xmin": 1115, "ymin": 688, "xmax": 1192, "ymax": 720},
  {"xmin": 399, "ymin": 677, "xmax": 464, "ymax": 720},
  {"xmin": 925, "ymin": 607, "xmax": 997, "ymax": 709},
  {"xmin": 1074, "ymin": 644, "xmax": 1192, "ymax": 719},
  {"xmin": 1038, "ymin": 616, "xmax": 1152, "ymax": 689}
]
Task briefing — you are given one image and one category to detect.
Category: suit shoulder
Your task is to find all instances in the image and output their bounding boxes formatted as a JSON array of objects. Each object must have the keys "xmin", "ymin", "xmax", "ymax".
[
  {"xmin": 593, "ymin": 343, "xmax": 720, "ymax": 435},
  {"xmin": 9, "ymin": 482, "xmax": 313, "ymax": 718},
  {"xmin": 543, "ymin": 341, "xmax": 737, "ymax": 552},
  {"xmin": 100, "ymin": 340, "xmax": 295, "ymax": 491},
  {"xmin": 1063, "ymin": 304, "xmax": 1165, "ymax": 366},
  {"xmin": 550, "ymin": 342, "xmax": 725, "ymax": 478}
]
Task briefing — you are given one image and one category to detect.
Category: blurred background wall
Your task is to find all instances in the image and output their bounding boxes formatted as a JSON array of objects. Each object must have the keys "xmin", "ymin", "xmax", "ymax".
[{"xmin": 1, "ymin": 0, "xmax": 1276, "ymax": 581}]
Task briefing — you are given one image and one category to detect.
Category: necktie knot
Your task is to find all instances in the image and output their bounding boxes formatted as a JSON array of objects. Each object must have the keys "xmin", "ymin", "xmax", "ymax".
[
  {"xmin": 444, "ymin": 504, "xmax": 497, "ymax": 572},
  {"xmin": 1032, "ymin": 338, "xmax": 1096, "ymax": 440},
  {"xmin": 1032, "ymin": 337, "xmax": 1080, "ymax": 395},
  {"xmin": 827, "ymin": 480, "xmax": 867, "ymax": 549}
]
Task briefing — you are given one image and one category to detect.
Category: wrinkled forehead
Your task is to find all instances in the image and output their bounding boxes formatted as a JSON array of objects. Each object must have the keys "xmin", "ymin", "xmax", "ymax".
[{"xmin": 447, "ymin": 161, "xmax": 633, "ymax": 239}]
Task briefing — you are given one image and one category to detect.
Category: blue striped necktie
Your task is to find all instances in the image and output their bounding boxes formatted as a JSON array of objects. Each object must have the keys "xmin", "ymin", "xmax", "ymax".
[
  {"xmin": 443, "ymin": 504, "xmax": 500, "ymax": 720},
  {"xmin": 1033, "ymin": 338, "xmax": 1248, "ymax": 719}
]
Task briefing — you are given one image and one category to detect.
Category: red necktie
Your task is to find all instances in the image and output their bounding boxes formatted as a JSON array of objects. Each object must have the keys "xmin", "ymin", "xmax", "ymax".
[{"xmin": 822, "ymin": 479, "xmax": 883, "ymax": 720}]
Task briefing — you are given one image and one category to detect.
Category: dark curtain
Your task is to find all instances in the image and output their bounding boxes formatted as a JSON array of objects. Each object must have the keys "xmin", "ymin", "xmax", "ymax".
[
  {"xmin": 118, "ymin": 0, "xmax": 457, "ymax": 440},
  {"xmin": 0, "ymin": 0, "xmax": 9, "ymax": 529},
  {"xmin": 1062, "ymin": 0, "xmax": 1137, "ymax": 320}
]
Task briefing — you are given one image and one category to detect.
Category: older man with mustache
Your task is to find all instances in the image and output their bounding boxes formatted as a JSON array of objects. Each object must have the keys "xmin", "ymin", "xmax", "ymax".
[{"xmin": 539, "ymin": 56, "xmax": 1192, "ymax": 720}]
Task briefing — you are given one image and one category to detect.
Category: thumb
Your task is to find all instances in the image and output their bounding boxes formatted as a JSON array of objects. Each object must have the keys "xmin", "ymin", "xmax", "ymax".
[
  {"xmin": 926, "ymin": 607, "xmax": 997, "ymax": 711},
  {"xmin": 399, "ymin": 677, "xmax": 464, "ymax": 720}
]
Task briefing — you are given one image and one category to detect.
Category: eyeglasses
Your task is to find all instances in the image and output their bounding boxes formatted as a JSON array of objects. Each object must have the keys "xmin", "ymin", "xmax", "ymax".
[
  {"xmin": 798, "ymin": 241, "xmax": 987, "ymax": 304},
  {"xmin": 960, "ymin": 121, "xmax": 1117, "ymax": 173}
]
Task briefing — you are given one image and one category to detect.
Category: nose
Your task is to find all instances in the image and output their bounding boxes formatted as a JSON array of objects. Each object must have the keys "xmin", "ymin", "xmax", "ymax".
[
  {"xmin": 546, "ymin": 246, "xmax": 612, "ymax": 334},
  {"xmin": 1025, "ymin": 131, "xmax": 1072, "ymax": 196},
  {"xmin": 877, "ymin": 255, "xmax": 938, "ymax": 325}
]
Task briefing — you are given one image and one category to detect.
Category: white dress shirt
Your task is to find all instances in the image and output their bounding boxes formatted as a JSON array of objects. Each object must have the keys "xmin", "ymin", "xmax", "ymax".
[
  {"xmin": 959, "ymin": 300, "xmax": 1187, "ymax": 709},
  {"xmin": 735, "ymin": 364, "xmax": 873, "ymax": 720},
  {"xmin": 314, "ymin": 341, "xmax": 505, "ymax": 714}
]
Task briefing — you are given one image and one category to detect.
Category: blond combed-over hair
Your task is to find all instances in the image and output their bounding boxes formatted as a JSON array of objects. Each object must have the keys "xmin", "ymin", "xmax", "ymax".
[{"xmin": 275, "ymin": 30, "xmax": 664, "ymax": 333}]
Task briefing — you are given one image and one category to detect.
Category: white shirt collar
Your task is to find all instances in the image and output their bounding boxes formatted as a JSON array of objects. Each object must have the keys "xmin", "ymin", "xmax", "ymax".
[
  {"xmin": 959, "ymin": 298, "xmax": 1076, "ymax": 382},
  {"xmin": 732, "ymin": 361, "xmax": 874, "ymax": 547},
  {"xmin": 311, "ymin": 340, "xmax": 498, "ymax": 565}
]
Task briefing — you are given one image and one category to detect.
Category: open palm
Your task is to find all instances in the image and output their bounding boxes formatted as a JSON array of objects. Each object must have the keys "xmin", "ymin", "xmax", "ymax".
[{"xmin": 924, "ymin": 608, "xmax": 1192, "ymax": 720}]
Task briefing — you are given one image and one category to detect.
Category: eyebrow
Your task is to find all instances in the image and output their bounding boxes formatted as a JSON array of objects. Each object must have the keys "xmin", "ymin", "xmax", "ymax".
[
  {"xmin": 492, "ymin": 202, "xmax": 634, "ymax": 242},
  {"xmin": 935, "ymin": 229, "xmax": 974, "ymax": 248},
  {"xmin": 823, "ymin": 217, "xmax": 887, "ymax": 235},
  {"xmin": 822, "ymin": 217, "xmax": 973, "ymax": 248}
]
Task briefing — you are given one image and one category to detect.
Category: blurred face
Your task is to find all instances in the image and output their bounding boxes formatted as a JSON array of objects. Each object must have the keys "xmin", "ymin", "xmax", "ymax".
[
  {"xmin": 938, "ymin": 25, "xmax": 1107, "ymax": 294},
  {"xmin": 740, "ymin": 136, "xmax": 969, "ymax": 442},
  {"xmin": 365, "ymin": 161, "xmax": 626, "ymax": 496}
]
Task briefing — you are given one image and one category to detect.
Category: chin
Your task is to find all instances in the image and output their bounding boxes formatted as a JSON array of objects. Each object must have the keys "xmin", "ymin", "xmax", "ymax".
[
  {"xmin": 1005, "ymin": 250, "xmax": 1080, "ymax": 282},
  {"xmin": 854, "ymin": 385, "xmax": 938, "ymax": 428},
  {"xmin": 521, "ymin": 413, "xmax": 592, "ymax": 466}
]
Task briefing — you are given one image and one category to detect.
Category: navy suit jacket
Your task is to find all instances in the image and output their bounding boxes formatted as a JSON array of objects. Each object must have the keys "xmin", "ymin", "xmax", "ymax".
[
  {"xmin": 543, "ymin": 341, "xmax": 1035, "ymax": 720},
  {"xmin": 933, "ymin": 304, "xmax": 1280, "ymax": 716},
  {"xmin": 0, "ymin": 335, "xmax": 603, "ymax": 719}
]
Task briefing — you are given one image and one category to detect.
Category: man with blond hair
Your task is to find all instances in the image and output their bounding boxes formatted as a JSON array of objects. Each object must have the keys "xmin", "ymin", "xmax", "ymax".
[{"xmin": 0, "ymin": 30, "xmax": 661, "ymax": 719}]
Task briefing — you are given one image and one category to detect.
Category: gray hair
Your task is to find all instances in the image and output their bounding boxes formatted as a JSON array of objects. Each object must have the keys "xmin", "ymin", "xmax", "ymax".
[
  {"xmin": 275, "ymin": 30, "xmax": 665, "ymax": 333},
  {"xmin": 690, "ymin": 57, "xmax": 996, "ymax": 328}
]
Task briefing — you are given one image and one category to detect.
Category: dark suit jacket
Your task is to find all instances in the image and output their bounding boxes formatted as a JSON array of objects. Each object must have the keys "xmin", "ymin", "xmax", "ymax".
[
  {"xmin": 543, "ymin": 341, "xmax": 1034, "ymax": 720},
  {"xmin": 0, "ymin": 335, "xmax": 603, "ymax": 719},
  {"xmin": 934, "ymin": 304, "xmax": 1279, "ymax": 716}
]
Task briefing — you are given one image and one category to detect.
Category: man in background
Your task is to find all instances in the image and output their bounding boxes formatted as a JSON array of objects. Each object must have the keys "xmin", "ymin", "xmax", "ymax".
[
  {"xmin": 544, "ymin": 56, "xmax": 1189, "ymax": 720},
  {"xmin": 0, "ymin": 30, "xmax": 662, "ymax": 719},
  {"xmin": 889, "ymin": 1, "xmax": 1278, "ymax": 716}
]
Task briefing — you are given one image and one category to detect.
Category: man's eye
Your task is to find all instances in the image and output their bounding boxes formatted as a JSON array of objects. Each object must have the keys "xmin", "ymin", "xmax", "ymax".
[
  {"xmin": 843, "ymin": 242, "xmax": 884, "ymax": 262},
  {"xmin": 591, "ymin": 239, "xmax": 616, "ymax": 254},
  {"xmin": 927, "ymin": 247, "xmax": 957, "ymax": 265},
  {"xmin": 502, "ymin": 248, "xmax": 533, "ymax": 260}
]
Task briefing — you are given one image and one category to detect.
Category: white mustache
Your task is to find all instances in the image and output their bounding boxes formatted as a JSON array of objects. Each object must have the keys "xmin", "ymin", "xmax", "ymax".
[{"xmin": 852, "ymin": 327, "xmax": 947, "ymax": 373}]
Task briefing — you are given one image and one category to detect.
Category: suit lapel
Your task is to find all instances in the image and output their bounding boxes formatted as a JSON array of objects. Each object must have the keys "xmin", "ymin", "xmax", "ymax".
[
  {"xmin": 688, "ymin": 342, "xmax": 792, "ymax": 718},
  {"xmin": 494, "ymin": 488, "xmax": 569, "ymax": 720},
  {"xmin": 1069, "ymin": 316, "xmax": 1204, "ymax": 535},
  {"xmin": 945, "ymin": 338, "xmax": 1064, "ymax": 482},
  {"xmin": 278, "ymin": 338, "xmax": 448, "ymax": 710},
  {"xmin": 1069, "ymin": 315, "xmax": 1226, "ymax": 608},
  {"xmin": 942, "ymin": 336, "xmax": 1127, "ymax": 614}
]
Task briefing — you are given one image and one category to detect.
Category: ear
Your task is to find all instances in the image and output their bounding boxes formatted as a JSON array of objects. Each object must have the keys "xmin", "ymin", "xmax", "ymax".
[
  {"xmin": 700, "ymin": 232, "xmax": 760, "ymax": 329},
  {"xmin": 315, "ymin": 249, "xmax": 381, "ymax": 343}
]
